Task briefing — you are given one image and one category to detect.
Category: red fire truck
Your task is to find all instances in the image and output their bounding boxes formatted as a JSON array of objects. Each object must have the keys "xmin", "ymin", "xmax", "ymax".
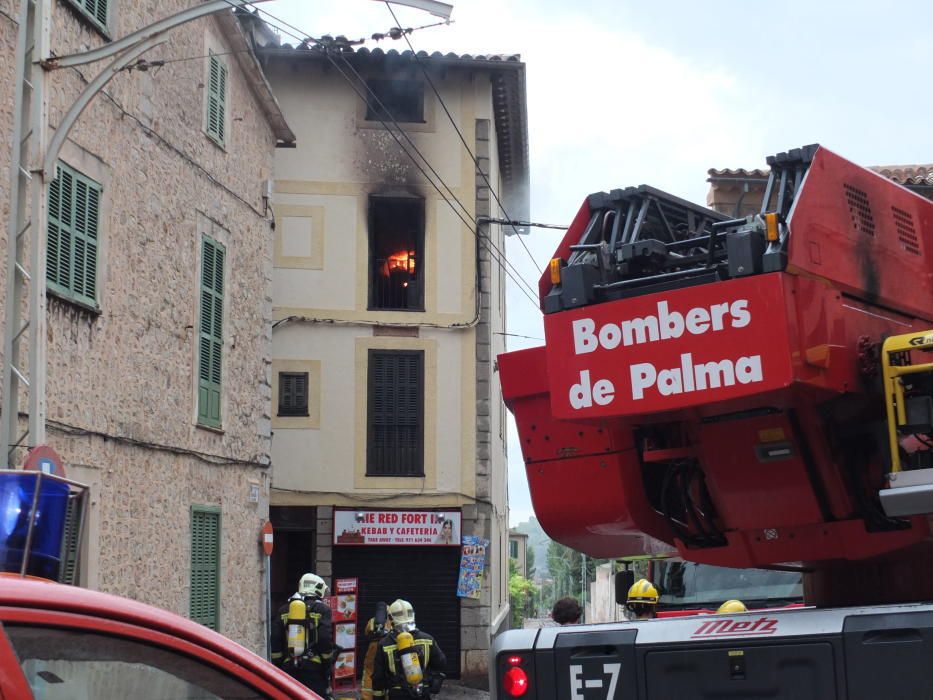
[{"xmin": 493, "ymin": 145, "xmax": 933, "ymax": 699}]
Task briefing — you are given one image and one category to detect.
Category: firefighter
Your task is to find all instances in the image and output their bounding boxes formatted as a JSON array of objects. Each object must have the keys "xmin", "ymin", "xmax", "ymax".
[
  {"xmin": 362, "ymin": 604, "xmax": 393, "ymax": 700},
  {"xmin": 270, "ymin": 572, "xmax": 336, "ymax": 697},
  {"xmin": 626, "ymin": 579, "xmax": 659, "ymax": 620},
  {"xmin": 717, "ymin": 599, "xmax": 747, "ymax": 614},
  {"xmin": 372, "ymin": 599, "xmax": 446, "ymax": 699}
]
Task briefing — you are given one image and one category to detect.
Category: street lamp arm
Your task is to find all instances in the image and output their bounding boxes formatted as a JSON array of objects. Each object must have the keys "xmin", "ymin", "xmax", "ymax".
[
  {"xmin": 43, "ymin": 37, "xmax": 167, "ymax": 177},
  {"xmin": 47, "ymin": 0, "xmax": 270, "ymax": 69}
]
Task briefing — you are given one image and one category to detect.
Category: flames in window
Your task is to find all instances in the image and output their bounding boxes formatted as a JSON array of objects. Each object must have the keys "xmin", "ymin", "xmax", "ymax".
[{"xmin": 381, "ymin": 250, "xmax": 417, "ymax": 287}]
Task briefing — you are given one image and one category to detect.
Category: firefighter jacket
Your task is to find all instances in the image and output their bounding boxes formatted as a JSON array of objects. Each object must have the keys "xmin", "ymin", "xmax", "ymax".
[
  {"xmin": 270, "ymin": 596, "xmax": 336, "ymax": 670},
  {"xmin": 372, "ymin": 628, "xmax": 446, "ymax": 699}
]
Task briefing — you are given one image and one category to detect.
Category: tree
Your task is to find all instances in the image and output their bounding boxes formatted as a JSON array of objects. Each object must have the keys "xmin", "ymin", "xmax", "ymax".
[
  {"xmin": 509, "ymin": 559, "xmax": 540, "ymax": 628},
  {"xmin": 526, "ymin": 544, "xmax": 536, "ymax": 578}
]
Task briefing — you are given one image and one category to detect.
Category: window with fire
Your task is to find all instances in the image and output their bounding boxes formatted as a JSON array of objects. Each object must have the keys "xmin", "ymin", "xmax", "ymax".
[{"xmin": 369, "ymin": 196, "xmax": 424, "ymax": 311}]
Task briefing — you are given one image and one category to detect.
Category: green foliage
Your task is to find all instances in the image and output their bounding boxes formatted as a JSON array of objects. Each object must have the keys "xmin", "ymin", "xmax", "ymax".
[
  {"xmin": 526, "ymin": 544, "xmax": 536, "ymax": 577},
  {"xmin": 545, "ymin": 540, "xmax": 609, "ymax": 612},
  {"xmin": 509, "ymin": 564, "xmax": 540, "ymax": 628}
]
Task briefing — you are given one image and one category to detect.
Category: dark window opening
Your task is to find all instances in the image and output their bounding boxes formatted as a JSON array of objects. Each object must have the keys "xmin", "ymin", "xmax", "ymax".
[
  {"xmin": 369, "ymin": 197, "xmax": 424, "ymax": 311},
  {"xmin": 278, "ymin": 372, "xmax": 309, "ymax": 417},
  {"xmin": 367, "ymin": 350, "xmax": 424, "ymax": 476},
  {"xmin": 365, "ymin": 79, "xmax": 425, "ymax": 124}
]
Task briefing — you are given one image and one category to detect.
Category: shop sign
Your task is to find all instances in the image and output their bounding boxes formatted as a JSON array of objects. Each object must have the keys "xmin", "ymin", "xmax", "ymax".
[
  {"xmin": 333, "ymin": 509, "xmax": 461, "ymax": 546},
  {"xmin": 325, "ymin": 578, "xmax": 358, "ymax": 683}
]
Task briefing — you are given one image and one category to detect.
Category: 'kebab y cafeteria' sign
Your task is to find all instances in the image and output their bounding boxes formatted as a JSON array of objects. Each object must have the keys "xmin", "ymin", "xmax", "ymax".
[
  {"xmin": 333, "ymin": 509, "xmax": 461, "ymax": 546},
  {"xmin": 543, "ymin": 275, "xmax": 795, "ymax": 419}
]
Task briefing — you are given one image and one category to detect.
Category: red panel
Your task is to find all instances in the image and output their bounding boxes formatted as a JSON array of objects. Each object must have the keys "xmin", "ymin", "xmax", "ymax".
[
  {"xmin": 0, "ymin": 576, "xmax": 313, "ymax": 697},
  {"xmin": 537, "ymin": 199, "xmax": 591, "ymax": 308},
  {"xmin": 696, "ymin": 413, "xmax": 824, "ymax": 530},
  {"xmin": 543, "ymin": 274, "xmax": 796, "ymax": 419},
  {"xmin": 788, "ymin": 146, "xmax": 933, "ymax": 322}
]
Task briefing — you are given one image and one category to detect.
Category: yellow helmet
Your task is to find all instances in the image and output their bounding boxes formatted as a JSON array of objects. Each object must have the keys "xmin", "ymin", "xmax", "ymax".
[
  {"xmin": 626, "ymin": 579, "xmax": 659, "ymax": 605},
  {"xmin": 717, "ymin": 599, "xmax": 747, "ymax": 614}
]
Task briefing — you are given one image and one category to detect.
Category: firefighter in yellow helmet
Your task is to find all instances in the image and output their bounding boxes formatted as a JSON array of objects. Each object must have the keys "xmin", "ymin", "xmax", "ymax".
[
  {"xmin": 270, "ymin": 573, "xmax": 336, "ymax": 697},
  {"xmin": 372, "ymin": 599, "xmax": 447, "ymax": 699},
  {"xmin": 626, "ymin": 578, "xmax": 659, "ymax": 620},
  {"xmin": 361, "ymin": 603, "xmax": 392, "ymax": 700},
  {"xmin": 717, "ymin": 599, "xmax": 748, "ymax": 614}
]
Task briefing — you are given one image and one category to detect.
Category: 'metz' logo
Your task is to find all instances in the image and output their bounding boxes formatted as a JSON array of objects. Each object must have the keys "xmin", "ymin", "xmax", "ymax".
[{"xmin": 691, "ymin": 617, "xmax": 778, "ymax": 638}]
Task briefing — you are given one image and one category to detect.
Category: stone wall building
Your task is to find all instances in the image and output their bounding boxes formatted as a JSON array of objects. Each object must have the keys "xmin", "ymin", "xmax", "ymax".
[
  {"xmin": 0, "ymin": 1, "xmax": 293, "ymax": 653},
  {"xmin": 244, "ymin": 20, "xmax": 528, "ymax": 687}
]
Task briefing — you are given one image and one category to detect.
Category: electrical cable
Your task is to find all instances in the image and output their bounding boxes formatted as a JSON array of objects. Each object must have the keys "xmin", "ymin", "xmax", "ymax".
[
  {"xmin": 384, "ymin": 2, "xmax": 543, "ymax": 276},
  {"xmin": 220, "ymin": 0, "xmax": 541, "ymax": 308},
  {"xmin": 45, "ymin": 418, "xmax": 270, "ymax": 468}
]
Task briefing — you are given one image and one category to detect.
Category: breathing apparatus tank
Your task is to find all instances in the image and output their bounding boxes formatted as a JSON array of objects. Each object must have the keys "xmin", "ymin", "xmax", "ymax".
[
  {"xmin": 286, "ymin": 593, "xmax": 308, "ymax": 662},
  {"xmin": 396, "ymin": 631, "xmax": 424, "ymax": 687}
]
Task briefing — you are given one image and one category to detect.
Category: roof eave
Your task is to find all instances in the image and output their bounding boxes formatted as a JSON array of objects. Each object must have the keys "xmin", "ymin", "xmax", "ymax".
[{"xmin": 216, "ymin": 11, "xmax": 295, "ymax": 145}]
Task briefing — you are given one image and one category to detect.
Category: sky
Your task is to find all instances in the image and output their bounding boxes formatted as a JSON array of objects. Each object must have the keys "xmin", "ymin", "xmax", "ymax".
[{"xmin": 264, "ymin": 0, "xmax": 933, "ymax": 526}]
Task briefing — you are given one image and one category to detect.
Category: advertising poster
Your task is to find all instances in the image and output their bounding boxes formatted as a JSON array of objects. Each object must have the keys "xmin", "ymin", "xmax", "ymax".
[
  {"xmin": 326, "ymin": 579, "xmax": 357, "ymax": 685},
  {"xmin": 456, "ymin": 535, "xmax": 489, "ymax": 599},
  {"xmin": 333, "ymin": 509, "xmax": 461, "ymax": 546}
]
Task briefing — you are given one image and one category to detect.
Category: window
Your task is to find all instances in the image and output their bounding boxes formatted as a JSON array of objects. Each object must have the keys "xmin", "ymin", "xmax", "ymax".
[
  {"xmin": 197, "ymin": 236, "xmax": 224, "ymax": 428},
  {"xmin": 47, "ymin": 163, "xmax": 101, "ymax": 308},
  {"xmin": 509, "ymin": 539, "xmax": 518, "ymax": 559},
  {"xmin": 278, "ymin": 372, "xmax": 309, "ymax": 417},
  {"xmin": 190, "ymin": 506, "xmax": 221, "ymax": 630},
  {"xmin": 365, "ymin": 79, "xmax": 425, "ymax": 123},
  {"xmin": 367, "ymin": 350, "xmax": 424, "ymax": 476},
  {"xmin": 67, "ymin": 0, "xmax": 107, "ymax": 30},
  {"xmin": 206, "ymin": 53, "xmax": 228, "ymax": 146},
  {"xmin": 369, "ymin": 196, "xmax": 424, "ymax": 311},
  {"xmin": 7, "ymin": 626, "xmax": 264, "ymax": 699}
]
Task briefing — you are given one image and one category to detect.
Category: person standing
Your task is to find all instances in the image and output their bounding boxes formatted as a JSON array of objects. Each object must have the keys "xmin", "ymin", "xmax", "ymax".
[
  {"xmin": 551, "ymin": 597, "xmax": 583, "ymax": 625},
  {"xmin": 271, "ymin": 572, "xmax": 336, "ymax": 697},
  {"xmin": 372, "ymin": 599, "xmax": 446, "ymax": 699}
]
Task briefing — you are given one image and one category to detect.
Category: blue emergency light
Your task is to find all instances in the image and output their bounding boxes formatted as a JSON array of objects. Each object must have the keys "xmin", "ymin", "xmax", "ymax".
[{"xmin": 0, "ymin": 471, "xmax": 71, "ymax": 579}]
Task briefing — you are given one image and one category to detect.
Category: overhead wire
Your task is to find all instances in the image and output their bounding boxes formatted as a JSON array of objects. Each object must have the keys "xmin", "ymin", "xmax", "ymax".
[
  {"xmin": 384, "ymin": 2, "xmax": 544, "ymax": 276},
  {"xmin": 219, "ymin": 0, "xmax": 541, "ymax": 308}
]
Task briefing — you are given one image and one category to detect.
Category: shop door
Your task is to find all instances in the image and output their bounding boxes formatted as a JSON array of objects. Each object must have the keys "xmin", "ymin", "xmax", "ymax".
[{"xmin": 333, "ymin": 546, "xmax": 462, "ymax": 678}]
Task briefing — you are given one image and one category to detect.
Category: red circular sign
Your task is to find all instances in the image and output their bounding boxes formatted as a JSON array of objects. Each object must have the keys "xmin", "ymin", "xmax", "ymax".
[
  {"xmin": 23, "ymin": 445, "xmax": 65, "ymax": 478},
  {"xmin": 260, "ymin": 521, "xmax": 274, "ymax": 556}
]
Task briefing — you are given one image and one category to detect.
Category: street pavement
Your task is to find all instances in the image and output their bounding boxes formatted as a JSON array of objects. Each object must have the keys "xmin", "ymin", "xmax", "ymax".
[{"xmin": 437, "ymin": 681, "xmax": 490, "ymax": 699}]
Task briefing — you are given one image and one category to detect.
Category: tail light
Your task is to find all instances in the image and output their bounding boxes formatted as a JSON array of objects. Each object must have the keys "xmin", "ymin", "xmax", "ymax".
[{"xmin": 500, "ymin": 653, "xmax": 532, "ymax": 698}]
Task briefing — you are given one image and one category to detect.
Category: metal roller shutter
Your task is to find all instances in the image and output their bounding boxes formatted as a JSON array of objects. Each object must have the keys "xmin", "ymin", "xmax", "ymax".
[{"xmin": 333, "ymin": 546, "xmax": 462, "ymax": 679}]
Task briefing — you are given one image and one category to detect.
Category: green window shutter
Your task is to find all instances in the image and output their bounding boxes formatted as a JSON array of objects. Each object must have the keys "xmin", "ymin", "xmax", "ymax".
[
  {"xmin": 58, "ymin": 493, "xmax": 83, "ymax": 585},
  {"xmin": 206, "ymin": 54, "xmax": 227, "ymax": 145},
  {"xmin": 72, "ymin": 0, "xmax": 107, "ymax": 29},
  {"xmin": 47, "ymin": 163, "xmax": 100, "ymax": 308},
  {"xmin": 366, "ymin": 350, "xmax": 424, "ymax": 476},
  {"xmin": 190, "ymin": 507, "xmax": 221, "ymax": 630},
  {"xmin": 198, "ymin": 236, "xmax": 224, "ymax": 428}
]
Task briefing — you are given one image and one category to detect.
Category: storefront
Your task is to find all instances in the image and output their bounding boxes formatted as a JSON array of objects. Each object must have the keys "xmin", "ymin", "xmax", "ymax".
[{"xmin": 331, "ymin": 508, "xmax": 464, "ymax": 678}]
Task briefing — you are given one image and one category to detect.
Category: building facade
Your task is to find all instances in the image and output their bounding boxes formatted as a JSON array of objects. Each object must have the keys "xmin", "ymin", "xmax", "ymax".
[
  {"xmin": 0, "ymin": 1, "xmax": 292, "ymax": 653},
  {"xmin": 247, "ymin": 23, "xmax": 528, "ymax": 686},
  {"xmin": 509, "ymin": 530, "xmax": 528, "ymax": 578}
]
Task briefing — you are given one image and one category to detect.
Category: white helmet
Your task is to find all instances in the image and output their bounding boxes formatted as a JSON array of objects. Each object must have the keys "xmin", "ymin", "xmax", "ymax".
[
  {"xmin": 387, "ymin": 598, "xmax": 415, "ymax": 627},
  {"xmin": 298, "ymin": 573, "xmax": 328, "ymax": 599}
]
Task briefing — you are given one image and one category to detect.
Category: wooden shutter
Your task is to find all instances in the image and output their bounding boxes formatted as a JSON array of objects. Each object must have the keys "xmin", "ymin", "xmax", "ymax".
[
  {"xmin": 279, "ymin": 372, "xmax": 309, "ymax": 417},
  {"xmin": 47, "ymin": 163, "xmax": 100, "ymax": 307},
  {"xmin": 207, "ymin": 54, "xmax": 227, "ymax": 145},
  {"xmin": 190, "ymin": 507, "xmax": 221, "ymax": 630},
  {"xmin": 198, "ymin": 237, "xmax": 224, "ymax": 427},
  {"xmin": 367, "ymin": 350, "xmax": 424, "ymax": 476}
]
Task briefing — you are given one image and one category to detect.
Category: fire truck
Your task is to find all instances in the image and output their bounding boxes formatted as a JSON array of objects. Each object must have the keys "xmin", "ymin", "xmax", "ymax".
[{"xmin": 492, "ymin": 145, "xmax": 933, "ymax": 699}]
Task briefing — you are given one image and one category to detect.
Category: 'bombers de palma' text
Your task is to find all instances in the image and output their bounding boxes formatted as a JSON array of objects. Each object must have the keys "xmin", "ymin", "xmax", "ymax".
[{"xmin": 568, "ymin": 299, "xmax": 764, "ymax": 408}]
